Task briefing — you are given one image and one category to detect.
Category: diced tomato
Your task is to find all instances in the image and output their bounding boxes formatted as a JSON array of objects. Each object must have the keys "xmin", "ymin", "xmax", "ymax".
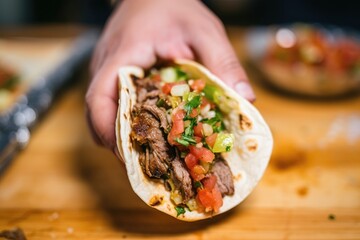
[
  {"xmin": 162, "ymin": 83, "xmax": 175, "ymax": 95},
  {"xmin": 167, "ymin": 131, "xmax": 181, "ymax": 146},
  {"xmin": 211, "ymin": 186, "xmax": 223, "ymax": 212},
  {"xmin": 185, "ymin": 153, "xmax": 198, "ymax": 169},
  {"xmin": 194, "ymin": 122, "xmax": 203, "ymax": 137},
  {"xmin": 190, "ymin": 108, "xmax": 199, "ymax": 118},
  {"xmin": 190, "ymin": 165, "xmax": 206, "ymax": 181},
  {"xmin": 162, "ymin": 82, "xmax": 185, "ymax": 95},
  {"xmin": 205, "ymin": 133, "xmax": 218, "ymax": 148},
  {"xmin": 192, "ymin": 164, "xmax": 206, "ymax": 174},
  {"xmin": 172, "ymin": 109, "xmax": 186, "ymax": 121},
  {"xmin": 151, "ymin": 74, "xmax": 161, "ymax": 82},
  {"xmin": 200, "ymin": 97, "xmax": 216, "ymax": 110},
  {"xmin": 171, "ymin": 120, "xmax": 184, "ymax": 135},
  {"xmin": 189, "ymin": 146, "xmax": 215, "ymax": 163},
  {"xmin": 196, "ymin": 185, "xmax": 223, "ymax": 213},
  {"xmin": 194, "ymin": 136, "xmax": 202, "ymax": 143},
  {"xmin": 197, "ymin": 189, "xmax": 213, "ymax": 211},
  {"xmin": 190, "ymin": 79, "xmax": 206, "ymax": 92},
  {"xmin": 202, "ymin": 175, "xmax": 217, "ymax": 190}
]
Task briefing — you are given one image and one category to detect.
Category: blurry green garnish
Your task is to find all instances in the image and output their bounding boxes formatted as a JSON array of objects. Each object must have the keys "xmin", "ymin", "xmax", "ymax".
[{"xmin": 175, "ymin": 206, "xmax": 186, "ymax": 216}]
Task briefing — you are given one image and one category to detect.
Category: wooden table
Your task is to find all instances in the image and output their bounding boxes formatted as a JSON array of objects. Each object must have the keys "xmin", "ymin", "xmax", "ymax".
[{"xmin": 0, "ymin": 27, "xmax": 359, "ymax": 240}]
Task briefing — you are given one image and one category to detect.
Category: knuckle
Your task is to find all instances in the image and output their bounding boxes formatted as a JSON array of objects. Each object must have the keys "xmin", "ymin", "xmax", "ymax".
[
  {"xmin": 212, "ymin": 15, "xmax": 226, "ymax": 32},
  {"xmin": 218, "ymin": 54, "xmax": 241, "ymax": 72}
]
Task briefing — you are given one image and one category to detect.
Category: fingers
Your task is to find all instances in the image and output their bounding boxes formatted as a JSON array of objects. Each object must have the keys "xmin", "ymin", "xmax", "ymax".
[
  {"xmin": 86, "ymin": 43, "xmax": 156, "ymax": 150},
  {"xmin": 190, "ymin": 23, "xmax": 256, "ymax": 102},
  {"xmin": 155, "ymin": 37, "xmax": 195, "ymax": 60}
]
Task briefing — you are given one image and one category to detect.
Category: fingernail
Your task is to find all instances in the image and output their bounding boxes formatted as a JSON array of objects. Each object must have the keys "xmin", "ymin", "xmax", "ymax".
[{"xmin": 235, "ymin": 82, "xmax": 256, "ymax": 102}]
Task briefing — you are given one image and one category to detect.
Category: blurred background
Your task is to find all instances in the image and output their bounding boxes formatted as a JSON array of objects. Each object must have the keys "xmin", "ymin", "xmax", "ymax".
[
  {"xmin": 1, "ymin": 0, "xmax": 360, "ymax": 29},
  {"xmin": 0, "ymin": 0, "xmax": 359, "ymax": 239}
]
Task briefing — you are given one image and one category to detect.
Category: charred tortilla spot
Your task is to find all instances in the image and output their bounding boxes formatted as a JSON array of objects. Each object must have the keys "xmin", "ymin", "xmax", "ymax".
[
  {"xmin": 149, "ymin": 195, "xmax": 163, "ymax": 206},
  {"xmin": 125, "ymin": 88, "xmax": 130, "ymax": 94},
  {"xmin": 123, "ymin": 113, "xmax": 128, "ymax": 120},
  {"xmin": 233, "ymin": 173, "xmax": 242, "ymax": 181},
  {"xmin": 245, "ymin": 138, "xmax": 258, "ymax": 152},
  {"xmin": 239, "ymin": 113, "xmax": 252, "ymax": 131},
  {"xmin": 236, "ymin": 147, "xmax": 243, "ymax": 156}
]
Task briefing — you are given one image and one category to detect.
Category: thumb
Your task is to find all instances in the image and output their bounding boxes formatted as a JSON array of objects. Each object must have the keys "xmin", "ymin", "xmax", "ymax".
[{"xmin": 191, "ymin": 28, "xmax": 256, "ymax": 102}]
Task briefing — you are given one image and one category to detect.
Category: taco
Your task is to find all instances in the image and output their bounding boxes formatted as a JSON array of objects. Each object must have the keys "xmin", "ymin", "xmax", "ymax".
[{"xmin": 116, "ymin": 59, "xmax": 273, "ymax": 221}]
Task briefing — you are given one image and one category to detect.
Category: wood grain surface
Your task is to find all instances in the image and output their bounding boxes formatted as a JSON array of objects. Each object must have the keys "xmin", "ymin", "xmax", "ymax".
[{"xmin": 0, "ymin": 27, "xmax": 359, "ymax": 240}]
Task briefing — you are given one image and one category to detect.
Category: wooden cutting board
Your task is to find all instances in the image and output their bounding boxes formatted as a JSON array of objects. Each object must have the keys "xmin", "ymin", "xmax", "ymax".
[{"xmin": 0, "ymin": 27, "xmax": 359, "ymax": 240}]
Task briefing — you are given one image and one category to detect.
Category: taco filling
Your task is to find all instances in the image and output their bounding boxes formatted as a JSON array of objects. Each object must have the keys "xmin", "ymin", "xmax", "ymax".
[{"xmin": 130, "ymin": 66, "xmax": 235, "ymax": 214}]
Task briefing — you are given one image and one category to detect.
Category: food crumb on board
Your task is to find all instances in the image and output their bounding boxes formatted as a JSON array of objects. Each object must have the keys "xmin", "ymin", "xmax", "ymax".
[
  {"xmin": 296, "ymin": 186, "xmax": 308, "ymax": 197},
  {"xmin": 328, "ymin": 214, "xmax": 336, "ymax": 221},
  {"xmin": 50, "ymin": 232, "xmax": 57, "ymax": 239},
  {"xmin": 0, "ymin": 228, "xmax": 27, "ymax": 240},
  {"xmin": 67, "ymin": 227, "xmax": 74, "ymax": 234},
  {"xmin": 48, "ymin": 212, "xmax": 60, "ymax": 221}
]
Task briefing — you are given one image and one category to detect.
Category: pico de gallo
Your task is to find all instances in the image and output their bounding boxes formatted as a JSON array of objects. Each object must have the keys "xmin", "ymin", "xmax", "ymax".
[{"xmin": 153, "ymin": 66, "xmax": 235, "ymax": 215}]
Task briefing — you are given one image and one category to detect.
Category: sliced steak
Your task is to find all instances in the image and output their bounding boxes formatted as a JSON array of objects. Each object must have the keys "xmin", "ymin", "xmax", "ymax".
[
  {"xmin": 171, "ymin": 154, "xmax": 195, "ymax": 203},
  {"xmin": 142, "ymin": 105, "xmax": 169, "ymax": 130},
  {"xmin": 135, "ymin": 77, "xmax": 160, "ymax": 92},
  {"xmin": 132, "ymin": 108, "xmax": 174, "ymax": 178},
  {"xmin": 211, "ymin": 156, "xmax": 234, "ymax": 196},
  {"xmin": 139, "ymin": 147, "xmax": 168, "ymax": 178},
  {"xmin": 137, "ymin": 89, "xmax": 160, "ymax": 103}
]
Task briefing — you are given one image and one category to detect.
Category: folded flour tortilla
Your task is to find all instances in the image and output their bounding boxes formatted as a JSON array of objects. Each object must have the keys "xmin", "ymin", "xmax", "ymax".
[{"xmin": 115, "ymin": 59, "xmax": 273, "ymax": 221}]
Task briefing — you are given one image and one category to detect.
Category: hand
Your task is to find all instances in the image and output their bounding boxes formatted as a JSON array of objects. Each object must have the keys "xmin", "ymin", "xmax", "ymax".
[{"xmin": 86, "ymin": 0, "xmax": 255, "ymax": 154}]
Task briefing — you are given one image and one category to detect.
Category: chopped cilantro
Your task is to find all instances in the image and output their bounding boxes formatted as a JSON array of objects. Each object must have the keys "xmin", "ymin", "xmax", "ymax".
[
  {"xmin": 226, "ymin": 146, "xmax": 231, "ymax": 152},
  {"xmin": 175, "ymin": 206, "xmax": 186, "ymax": 216},
  {"xmin": 184, "ymin": 95, "xmax": 201, "ymax": 115},
  {"xmin": 201, "ymin": 111, "xmax": 225, "ymax": 133},
  {"xmin": 175, "ymin": 138, "xmax": 190, "ymax": 146},
  {"xmin": 156, "ymin": 98, "xmax": 166, "ymax": 107},
  {"xmin": 184, "ymin": 118, "xmax": 197, "ymax": 137},
  {"xmin": 181, "ymin": 135, "xmax": 197, "ymax": 144},
  {"xmin": 175, "ymin": 67, "xmax": 188, "ymax": 81},
  {"xmin": 175, "ymin": 134, "xmax": 196, "ymax": 147},
  {"xmin": 213, "ymin": 121, "xmax": 225, "ymax": 133},
  {"xmin": 194, "ymin": 181, "xmax": 203, "ymax": 189},
  {"xmin": 201, "ymin": 111, "xmax": 223, "ymax": 124}
]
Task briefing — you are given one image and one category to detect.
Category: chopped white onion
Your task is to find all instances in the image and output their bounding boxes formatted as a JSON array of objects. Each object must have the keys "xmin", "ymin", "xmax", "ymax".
[
  {"xmin": 202, "ymin": 123, "xmax": 213, "ymax": 136},
  {"xmin": 171, "ymin": 190, "xmax": 183, "ymax": 205},
  {"xmin": 171, "ymin": 84, "xmax": 190, "ymax": 97},
  {"xmin": 196, "ymin": 142, "xmax": 203, "ymax": 148},
  {"xmin": 200, "ymin": 103, "xmax": 211, "ymax": 116},
  {"xmin": 186, "ymin": 199, "xmax": 198, "ymax": 211},
  {"xmin": 203, "ymin": 110, "xmax": 216, "ymax": 119}
]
